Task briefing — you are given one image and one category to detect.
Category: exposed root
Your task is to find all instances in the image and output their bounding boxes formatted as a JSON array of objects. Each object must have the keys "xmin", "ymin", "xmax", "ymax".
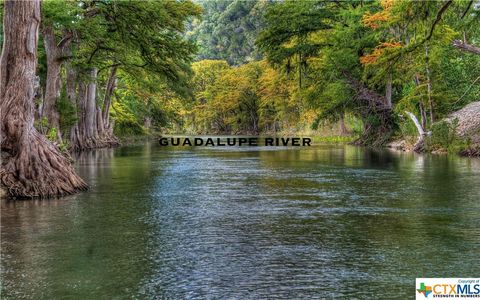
[
  {"xmin": 69, "ymin": 125, "xmax": 120, "ymax": 151},
  {"xmin": 1, "ymin": 132, "xmax": 88, "ymax": 198}
]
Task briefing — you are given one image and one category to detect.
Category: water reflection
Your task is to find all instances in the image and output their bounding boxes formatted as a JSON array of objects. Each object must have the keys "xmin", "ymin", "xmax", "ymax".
[{"xmin": 1, "ymin": 143, "xmax": 479, "ymax": 299}]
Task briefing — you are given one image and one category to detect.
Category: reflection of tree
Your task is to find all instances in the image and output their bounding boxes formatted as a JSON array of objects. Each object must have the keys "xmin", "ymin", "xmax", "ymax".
[{"xmin": 1, "ymin": 144, "xmax": 158, "ymax": 298}]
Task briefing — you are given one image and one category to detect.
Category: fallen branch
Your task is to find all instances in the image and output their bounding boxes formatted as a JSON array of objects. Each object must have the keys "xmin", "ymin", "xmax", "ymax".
[
  {"xmin": 453, "ymin": 40, "xmax": 480, "ymax": 55},
  {"xmin": 405, "ymin": 111, "xmax": 431, "ymax": 152}
]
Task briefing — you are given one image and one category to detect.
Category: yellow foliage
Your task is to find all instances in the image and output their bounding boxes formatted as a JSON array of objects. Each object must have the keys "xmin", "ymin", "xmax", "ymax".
[
  {"xmin": 362, "ymin": 0, "xmax": 396, "ymax": 29},
  {"xmin": 362, "ymin": 11, "xmax": 390, "ymax": 29},
  {"xmin": 360, "ymin": 41, "xmax": 402, "ymax": 65},
  {"xmin": 186, "ymin": 59, "xmax": 311, "ymax": 133},
  {"xmin": 300, "ymin": 109, "xmax": 319, "ymax": 125},
  {"xmin": 380, "ymin": 0, "xmax": 396, "ymax": 9}
]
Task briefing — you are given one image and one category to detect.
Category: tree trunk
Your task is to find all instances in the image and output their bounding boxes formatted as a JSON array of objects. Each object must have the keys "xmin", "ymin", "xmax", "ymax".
[
  {"xmin": 70, "ymin": 71, "xmax": 93, "ymax": 150},
  {"xmin": 71, "ymin": 79, "xmax": 88, "ymax": 150},
  {"xmin": 66, "ymin": 63, "xmax": 77, "ymax": 104},
  {"xmin": 144, "ymin": 117, "xmax": 152, "ymax": 130},
  {"xmin": 102, "ymin": 66, "xmax": 117, "ymax": 128},
  {"xmin": 86, "ymin": 68, "xmax": 98, "ymax": 139},
  {"xmin": 419, "ymin": 102, "xmax": 427, "ymax": 131},
  {"xmin": 100, "ymin": 66, "xmax": 119, "ymax": 144},
  {"xmin": 425, "ymin": 44, "xmax": 435, "ymax": 125},
  {"xmin": 42, "ymin": 26, "xmax": 72, "ymax": 142},
  {"xmin": 0, "ymin": 0, "xmax": 87, "ymax": 198},
  {"xmin": 65, "ymin": 60, "xmax": 77, "ymax": 140},
  {"xmin": 339, "ymin": 112, "xmax": 349, "ymax": 136},
  {"xmin": 42, "ymin": 25, "xmax": 62, "ymax": 140},
  {"xmin": 385, "ymin": 71, "xmax": 393, "ymax": 109},
  {"xmin": 405, "ymin": 111, "xmax": 429, "ymax": 152},
  {"xmin": 69, "ymin": 68, "xmax": 119, "ymax": 151}
]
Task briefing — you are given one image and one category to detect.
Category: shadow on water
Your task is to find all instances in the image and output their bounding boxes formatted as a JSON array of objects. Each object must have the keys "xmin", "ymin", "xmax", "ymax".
[{"xmin": 1, "ymin": 142, "xmax": 479, "ymax": 299}]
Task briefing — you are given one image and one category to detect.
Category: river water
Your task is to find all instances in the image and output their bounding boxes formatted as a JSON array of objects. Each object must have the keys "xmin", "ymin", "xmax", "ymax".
[{"xmin": 1, "ymin": 142, "xmax": 479, "ymax": 299}]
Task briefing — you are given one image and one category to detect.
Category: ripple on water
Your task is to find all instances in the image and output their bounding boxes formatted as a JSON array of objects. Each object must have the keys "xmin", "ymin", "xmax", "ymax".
[{"xmin": 1, "ymin": 144, "xmax": 479, "ymax": 299}]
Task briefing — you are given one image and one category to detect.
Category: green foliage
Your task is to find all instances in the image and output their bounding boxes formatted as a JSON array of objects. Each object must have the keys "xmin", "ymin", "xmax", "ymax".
[
  {"xmin": 34, "ymin": 116, "xmax": 50, "ymax": 135},
  {"xmin": 431, "ymin": 120, "xmax": 458, "ymax": 149},
  {"xmin": 257, "ymin": 0, "xmax": 339, "ymax": 91},
  {"xmin": 435, "ymin": 46, "xmax": 480, "ymax": 112},
  {"xmin": 10, "ymin": 0, "xmax": 479, "ymax": 150},
  {"xmin": 188, "ymin": 0, "xmax": 270, "ymax": 65},
  {"xmin": 114, "ymin": 0, "xmax": 479, "ymax": 149},
  {"xmin": 256, "ymin": 0, "xmax": 334, "ymax": 67},
  {"xmin": 111, "ymin": 69, "xmax": 189, "ymax": 136},
  {"xmin": 346, "ymin": 115, "xmax": 364, "ymax": 137},
  {"xmin": 38, "ymin": 117, "xmax": 49, "ymax": 129},
  {"xmin": 425, "ymin": 119, "xmax": 469, "ymax": 153},
  {"xmin": 191, "ymin": 60, "xmax": 230, "ymax": 103},
  {"xmin": 398, "ymin": 118, "xmax": 420, "ymax": 146},
  {"xmin": 42, "ymin": 0, "xmax": 80, "ymax": 29},
  {"xmin": 254, "ymin": 0, "xmax": 480, "ymax": 146},
  {"xmin": 46, "ymin": 127, "xmax": 57, "ymax": 141},
  {"xmin": 73, "ymin": 0, "xmax": 201, "ymax": 97},
  {"xmin": 313, "ymin": 136, "xmax": 356, "ymax": 144},
  {"xmin": 111, "ymin": 100, "xmax": 146, "ymax": 137},
  {"xmin": 59, "ymin": 143, "xmax": 68, "ymax": 152},
  {"xmin": 365, "ymin": 0, "xmax": 480, "ymax": 123},
  {"xmin": 31, "ymin": 0, "xmax": 202, "ymax": 141}
]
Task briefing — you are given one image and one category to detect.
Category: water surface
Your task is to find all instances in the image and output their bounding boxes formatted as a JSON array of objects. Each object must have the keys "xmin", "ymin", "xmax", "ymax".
[{"xmin": 1, "ymin": 142, "xmax": 480, "ymax": 299}]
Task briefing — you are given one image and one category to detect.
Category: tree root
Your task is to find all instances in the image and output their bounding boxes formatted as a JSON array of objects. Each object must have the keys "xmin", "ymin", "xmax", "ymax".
[
  {"xmin": 1, "ymin": 132, "xmax": 88, "ymax": 198},
  {"xmin": 69, "ymin": 124, "xmax": 120, "ymax": 152},
  {"xmin": 70, "ymin": 135, "xmax": 120, "ymax": 152}
]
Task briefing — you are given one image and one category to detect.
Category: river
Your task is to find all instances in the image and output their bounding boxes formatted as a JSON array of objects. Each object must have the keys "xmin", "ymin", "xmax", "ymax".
[{"xmin": 1, "ymin": 142, "xmax": 479, "ymax": 299}]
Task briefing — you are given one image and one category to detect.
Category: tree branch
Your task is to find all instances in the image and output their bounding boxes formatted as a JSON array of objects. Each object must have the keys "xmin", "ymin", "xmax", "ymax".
[
  {"xmin": 57, "ymin": 31, "xmax": 73, "ymax": 49},
  {"xmin": 461, "ymin": 0, "xmax": 474, "ymax": 19},
  {"xmin": 425, "ymin": 0, "xmax": 453, "ymax": 41},
  {"xmin": 382, "ymin": 1, "xmax": 454, "ymax": 66},
  {"xmin": 453, "ymin": 40, "xmax": 480, "ymax": 55}
]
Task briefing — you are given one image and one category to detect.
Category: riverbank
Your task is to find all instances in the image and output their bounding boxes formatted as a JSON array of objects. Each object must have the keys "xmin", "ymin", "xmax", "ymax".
[
  {"xmin": 120, "ymin": 132, "xmax": 479, "ymax": 157},
  {"xmin": 2, "ymin": 134, "xmax": 478, "ymax": 200},
  {"xmin": 387, "ymin": 140, "xmax": 480, "ymax": 157},
  {"xmin": 387, "ymin": 102, "xmax": 480, "ymax": 158},
  {"xmin": 117, "ymin": 134, "xmax": 162, "ymax": 147}
]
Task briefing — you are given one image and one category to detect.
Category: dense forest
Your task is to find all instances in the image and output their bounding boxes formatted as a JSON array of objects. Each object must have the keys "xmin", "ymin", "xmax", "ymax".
[
  {"xmin": 186, "ymin": 0, "xmax": 480, "ymax": 149},
  {"xmin": 1, "ymin": 0, "xmax": 480, "ymax": 198}
]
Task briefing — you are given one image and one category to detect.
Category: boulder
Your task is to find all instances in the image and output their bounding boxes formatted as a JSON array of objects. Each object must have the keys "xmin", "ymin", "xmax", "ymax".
[{"xmin": 444, "ymin": 101, "xmax": 480, "ymax": 143}]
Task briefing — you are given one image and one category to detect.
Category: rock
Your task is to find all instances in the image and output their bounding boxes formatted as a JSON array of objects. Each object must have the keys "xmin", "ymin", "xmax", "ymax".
[
  {"xmin": 0, "ymin": 186, "xmax": 7, "ymax": 199},
  {"xmin": 460, "ymin": 146, "xmax": 480, "ymax": 157},
  {"xmin": 444, "ymin": 101, "xmax": 480, "ymax": 143},
  {"xmin": 431, "ymin": 149, "xmax": 448, "ymax": 155},
  {"xmin": 387, "ymin": 139, "xmax": 406, "ymax": 150}
]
